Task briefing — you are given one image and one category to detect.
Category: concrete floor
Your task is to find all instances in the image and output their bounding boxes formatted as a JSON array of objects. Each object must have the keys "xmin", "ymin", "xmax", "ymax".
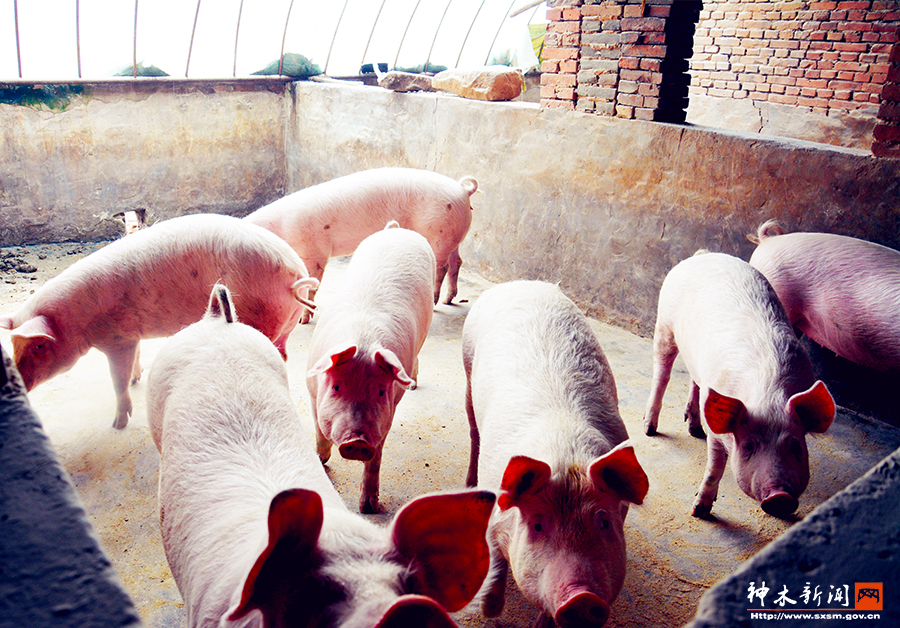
[{"xmin": 2, "ymin": 243, "xmax": 899, "ymax": 628}]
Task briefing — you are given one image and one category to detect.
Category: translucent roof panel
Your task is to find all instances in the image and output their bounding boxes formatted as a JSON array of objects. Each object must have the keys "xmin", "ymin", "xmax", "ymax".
[{"xmin": 0, "ymin": 0, "xmax": 547, "ymax": 80}]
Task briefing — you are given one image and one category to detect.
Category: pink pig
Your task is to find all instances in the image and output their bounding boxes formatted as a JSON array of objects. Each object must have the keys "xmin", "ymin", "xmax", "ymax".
[
  {"xmin": 643, "ymin": 252, "xmax": 835, "ymax": 518},
  {"xmin": 0, "ymin": 213, "xmax": 316, "ymax": 430},
  {"xmin": 307, "ymin": 223, "xmax": 435, "ymax": 513},
  {"xmin": 147, "ymin": 284, "xmax": 495, "ymax": 628},
  {"xmin": 245, "ymin": 166, "xmax": 477, "ymax": 320},
  {"xmin": 463, "ymin": 280, "xmax": 649, "ymax": 628},
  {"xmin": 749, "ymin": 220, "xmax": 900, "ymax": 372}
]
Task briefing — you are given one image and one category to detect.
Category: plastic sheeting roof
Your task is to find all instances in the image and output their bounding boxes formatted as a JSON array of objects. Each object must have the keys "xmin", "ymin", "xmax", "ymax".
[{"xmin": 0, "ymin": 0, "xmax": 547, "ymax": 80}]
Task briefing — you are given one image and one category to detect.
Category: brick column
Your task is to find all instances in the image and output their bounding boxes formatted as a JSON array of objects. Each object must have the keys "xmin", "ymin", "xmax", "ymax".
[
  {"xmin": 541, "ymin": 1, "xmax": 583, "ymax": 109},
  {"xmin": 873, "ymin": 40, "xmax": 900, "ymax": 158},
  {"xmin": 542, "ymin": 0, "xmax": 699, "ymax": 121}
]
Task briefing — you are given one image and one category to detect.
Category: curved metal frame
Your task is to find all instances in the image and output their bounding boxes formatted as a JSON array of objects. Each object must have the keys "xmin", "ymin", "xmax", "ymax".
[{"xmin": 8, "ymin": 0, "xmax": 545, "ymax": 80}]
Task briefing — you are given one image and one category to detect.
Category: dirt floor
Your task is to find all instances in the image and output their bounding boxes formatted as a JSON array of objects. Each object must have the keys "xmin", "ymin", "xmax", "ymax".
[{"xmin": 2, "ymin": 241, "xmax": 899, "ymax": 628}]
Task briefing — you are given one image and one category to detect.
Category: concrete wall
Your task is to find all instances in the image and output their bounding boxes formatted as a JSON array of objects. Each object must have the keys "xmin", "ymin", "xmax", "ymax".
[
  {"xmin": 3, "ymin": 78, "xmax": 899, "ymax": 336},
  {"xmin": 0, "ymin": 80, "xmax": 290, "ymax": 246},
  {"xmin": 287, "ymin": 79, "xmax": 900, "ymax": 336}
]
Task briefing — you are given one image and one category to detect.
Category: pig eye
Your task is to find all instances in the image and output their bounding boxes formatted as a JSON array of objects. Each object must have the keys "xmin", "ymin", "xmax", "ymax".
[
  {"xmin": 379, "ymin": 388, "xmax": 386, "ymax": 397},
  {"xmin": 788, "ymin": 437, "xmax": 803, "ymax": 459},
  {"xmin": 742, "ymin": 439, "xmax": 758, "ymax": 458},
  {"xmin": 332, "ymin": 384, "xmax": 340, "ymax": 393},
  {"xmin": 533, "ymin": 522, "xmax": 542, "ymax": 532}
]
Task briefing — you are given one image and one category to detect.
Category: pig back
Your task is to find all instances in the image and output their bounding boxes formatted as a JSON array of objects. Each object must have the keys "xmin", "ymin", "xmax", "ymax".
[
  {"xmin": 464, "ymin": 281, "xmax": 627, "ymax": 484},
  {"xmin": 750, "ymin": 230, "xmax": 900, "ymax": 371},
  {"xmin": 27, "ymin": 214, "xmax": 306, "ymax": 346},
  {"xmin": 246, "ymin": 168, "xmax": 474, "ymax": 261},
  {"xmin": 311, "ymin": 226, "xmax": 436, "ymax": 366},
  {"xmin": 659, "ymin": 252, "xmax": 814, "ymax": 405},
  {"xmin": 148, "ymin": 304, "xmax": 343, "ymax": 624}
]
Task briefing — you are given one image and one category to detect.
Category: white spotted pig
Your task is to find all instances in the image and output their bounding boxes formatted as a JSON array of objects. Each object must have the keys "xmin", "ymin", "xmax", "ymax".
[
  {"xmin": 643, "ymin": 251, "xmax": 835, "ymax": 518},
  {"xmin": 307, "ymin": 223, "xmax": 435, "ymax": 514},
  {"xmin": 147, "ymin": 284, "xmax": 496, "ymax": 628},
  {"xmin": 0, "ymin": 213, "xmax": 317, "ymax": 430},
  {"xmin": 245, "ymin": 167, "xmax": 477, "ymax": 320},
  {"xmin": 749, "ymin": 220, "xmax": 900, "ymax": 372},
  {"xmin": 463, "ymin": 280, "xmax": 649, "ymax": 628}
]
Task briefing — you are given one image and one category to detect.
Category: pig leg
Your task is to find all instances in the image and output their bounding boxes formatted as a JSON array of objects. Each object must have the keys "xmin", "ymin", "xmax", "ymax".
[
  {"xmin": 692, "ymin": 437, "xmax": 729, "ymax": 518},
  {"xmin": 481, "ymin": 553, "xmax": 509, "ymax": 618},
  {"xmin": 104, "ymin": 342, "xmax": 139, "ymax": 429},
  {"xmin": 131, "ymin": 343, "xmax": 142, "ymax": 385},
  {"xmin": 300, "ymin": 258, "xmax": 328, "ymax": 324},
  {"xmin": 684, "ymin": 381, "xmax": 705, "ymax": 438},
  {"xmin": 643, "ymin": 325, "xmax": 678, "ymax": 436},
  {"xmin": 465, "ymin": 377, "xmax": 479, "ymax": 488},
  {"xmin": 359, "ymin": 447, "xmax": 384, "ymax": 514},
  {"xmin": 314, "ymin": 419, "xmax": 333, "ymax": 464},
  {"xmin": 443, "ymin": 249, "xmax": 463, "ymax": 305},
  {"xmin": 434, "ymin": 262, "xmax": 448, "ymax": 305}
]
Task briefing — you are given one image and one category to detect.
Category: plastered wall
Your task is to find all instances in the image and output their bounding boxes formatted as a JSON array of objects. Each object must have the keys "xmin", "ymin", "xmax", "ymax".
[{"xmin": 0, "ymin": 80, "xmax": 289, "ymax": 245}]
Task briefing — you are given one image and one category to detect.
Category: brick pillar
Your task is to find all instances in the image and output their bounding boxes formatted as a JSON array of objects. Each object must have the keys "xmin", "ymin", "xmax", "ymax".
[
  {"xmin": 873, "ymin": 40, "xmax": 900, "ymax": 158},
  {"xmin": 543, "ymin": 0, "xmax": 699, "ymax": 122},
  {"xmin": 541, "ymin": 1, "xmax": 583, "ymax": 109}
]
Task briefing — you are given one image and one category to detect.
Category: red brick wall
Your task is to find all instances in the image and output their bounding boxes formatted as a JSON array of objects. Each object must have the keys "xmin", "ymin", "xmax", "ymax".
[
  {"xmin": 873, "ymin": 41, "xmax": 900, "ymax": 156},
  {"xmin": 688, "ymin": 1, "xmax": 899, "ymax": 114},
  {"xmin": 540, "ymin": 0, "xmax": 900, "ymax": 155}
]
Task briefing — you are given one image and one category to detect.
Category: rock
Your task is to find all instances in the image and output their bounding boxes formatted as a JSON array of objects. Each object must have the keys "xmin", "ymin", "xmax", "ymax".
[
  {"xmin": 431, "ymin": 66, "xmax": 524, "ymax": 102},
  {"xmin": 377, "ymin": 71, "xmax": 436, "ymax": 93}
]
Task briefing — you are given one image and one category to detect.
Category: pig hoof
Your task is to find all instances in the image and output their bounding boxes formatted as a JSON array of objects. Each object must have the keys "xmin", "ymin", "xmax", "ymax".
[
  {"xmin": 112, "ymin": 415, "xmax": 129, "ymax": 430},
  {"xmin": 761, "ymin": 492, "xmax": 799, "ymax": 518},
  {"xmin": 360, "ymin": 497, "xmax": 380, "ymax": 514},
  {"xmin": 691, "ymin": 503, "xmax": 714, "ymax": 519},
  {"xmin": 644, "ymin": 423, "xmax": 657, "ymax": 436},
  {"xmin": 689, "ymin": 425, "xmax": 707, "ymax": 439}
]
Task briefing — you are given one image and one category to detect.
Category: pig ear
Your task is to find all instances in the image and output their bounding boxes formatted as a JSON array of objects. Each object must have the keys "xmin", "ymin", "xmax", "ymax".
[
  {"xmin": 9, "ymin": 316, "xmax": 56, "ymax": 342},
  {"xmin": 374, "ymin": 348, "xmax": 415, "ymax": 389},
  {"xmin": 588, "ymin": 442, "xmax": 649, "ymax": 505},
  {"xmin": 0, "ymin": 315, "xmax": 15, "ymax": 330},
  {"xmin": 207, "ymin": 283, "xmax": 236, "ymax": 323},
  {"xmin": 390, "ymin": 490, "xmax": 496, "ymax": 613},
  {"xmin": 788, "ymin": 380, "xmax": 835, "ymax": 434},
  {"xmin": 498, "ymin": 456, "xmax": 552, "ymax": 511},
  {"xmin": 228, "ymin": 488, "xmax": 323, "ymax": 621},
  {"xmin": 703, "ymin": 388, "xmax": 746, "ymax": 434},
  {"xmin": 307, "ymin": 344, "xmax": 357, "ymax": 377}
]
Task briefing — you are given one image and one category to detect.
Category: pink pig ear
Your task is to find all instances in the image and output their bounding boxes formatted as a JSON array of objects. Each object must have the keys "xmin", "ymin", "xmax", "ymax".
[
  {"xmin": 390, "ymin": 490, "xmax": 496, "ymax": 613},
  {"xmin": 498, "ymin": 456, "xmax": 552, "ymax": 511},
  {"xmin": 588, "ymin": 442, "xmax": 649, "ymax": 505},
  {"xmin": 788, "ymin": 380, "xmax": 835, "ymax": 434},
  {"xmin": 0, "ymin": 315, "xmax": 15, "ymax": 330},
  {"xmin": 703, "ymin": 388, "xmax": 746, "ymax": 434},
  {"xmin": 373, "ymin": 349, "xmax": 415, "ymax": 388},
  {"xmin": 307, "ymin": 344, "xmax": 357, "ymax": 377},
  {"xmin": 8, "ymin": 315, "xmax": 55, "ymax": 341},
  {"xmin": 228, "ymin": 488, "xmax": 324, "ymax": 621}
]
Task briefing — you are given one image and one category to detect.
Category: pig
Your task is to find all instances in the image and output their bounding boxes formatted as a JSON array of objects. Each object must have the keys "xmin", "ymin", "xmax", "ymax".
[
  {"xmin": 147, "ymin": 283, "xmax": 496, "ymax": 628},
  {"xmin": 462, "ymin": 280, "xmax": 649, "ymax": 628},
  {"xmin": 307, "ymin": 222, "xmax": 435, "ymax": 514},
  {"xmin": 749, "ymin": 220, "xmax": 900, "ymax": 372},
  {"xmin": 642, "ymin": 251, "xmax": 836, "ymax": 518},
  {"xmin": 244, "ymin": 167, "xmax": 478, "ymax": 320},
  {"xmin": 0, "ymin": 213, "xmax": 317, "ymax": 430}
]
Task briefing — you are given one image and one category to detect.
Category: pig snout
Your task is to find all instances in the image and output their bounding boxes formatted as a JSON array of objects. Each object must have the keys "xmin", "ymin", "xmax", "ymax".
[
  {"xmin": 760, "ymin": 489, "xmax": 799, "ymax": 518},
  {"xmin": 338, "ymin": 438, "xmax": 376, "ymax": 462},
  {"xmin": 374, "ymin": 594, "xmax": 456, "ymax": 628},
  {"xmin": 555, "ymin": 591, "xmax": 611, "ymax": 628}
]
